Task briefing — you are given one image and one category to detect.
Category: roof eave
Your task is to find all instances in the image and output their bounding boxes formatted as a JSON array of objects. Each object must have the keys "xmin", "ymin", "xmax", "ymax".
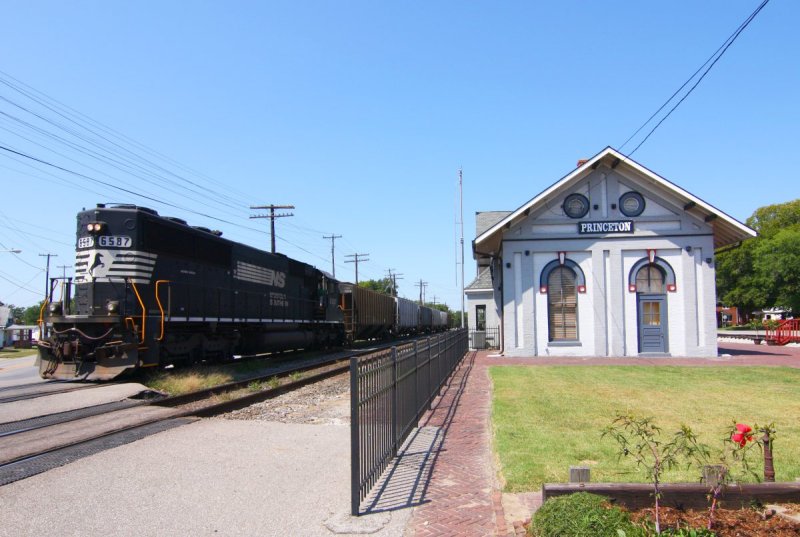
[
  {"xmin": 473, "ymin": 146, "xmax": 757, "ymax": 251},
  {"xmin": 474, "ymin": 147, "xmax": 612, "ymax": 250}
]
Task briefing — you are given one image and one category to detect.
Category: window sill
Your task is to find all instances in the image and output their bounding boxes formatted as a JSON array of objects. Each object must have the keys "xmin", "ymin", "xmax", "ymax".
[{"xmin": 548, "ymin": 341, "xmax": 582, "ymax": 347}]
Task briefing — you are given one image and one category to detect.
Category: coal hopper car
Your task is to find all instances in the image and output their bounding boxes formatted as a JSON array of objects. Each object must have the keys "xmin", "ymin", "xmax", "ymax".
[{"xmin": 338, "ymin": 283, "xmax": 395, "ymax": 343}]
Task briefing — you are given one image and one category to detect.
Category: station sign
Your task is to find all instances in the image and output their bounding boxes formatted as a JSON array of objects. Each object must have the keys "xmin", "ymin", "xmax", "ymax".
[{"xmin": 578, "ymin": 220, "xmax": 634, "ymax": 234}]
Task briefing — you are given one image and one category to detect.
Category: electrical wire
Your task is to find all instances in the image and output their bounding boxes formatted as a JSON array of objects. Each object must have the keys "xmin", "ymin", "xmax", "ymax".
[
  {"xmin": 0, "ymin": 72, "xmax": 436, "ymax": 301},
  {"xmin": 0, "ymin": 72, "xmax": 253, "ymax": 208},
  {"xmin": 622, "ymin": 0, "xmax": 770, "ymax": 155}
]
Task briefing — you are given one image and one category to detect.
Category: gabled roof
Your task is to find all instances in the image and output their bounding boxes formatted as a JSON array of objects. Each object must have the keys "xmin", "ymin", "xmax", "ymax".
[
  {"xmin": 473, "ymin": 147, "xmax": 757, "ymax": 256},
  {"xmin": 465, "ymin": 267, "xmax": 493, "ymax": 291},
  {"xmin": 476, "ymin": 211, "xmax": 512, "ymax": 237}
]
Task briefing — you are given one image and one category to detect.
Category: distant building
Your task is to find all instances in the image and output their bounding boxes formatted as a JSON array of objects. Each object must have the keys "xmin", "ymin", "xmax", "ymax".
[
  {"xmin": 755, "ymin": 308, "xmax": 792, "ymax": 321},
  {"xmin": 716, "ymin": 306, "xmax": 741, "ymax": 327},
  {"xmin": 0, "ymin": 305, "xmax": 10, "ymax": 347},
  {"xmin": 466, "ymin": 147, "xmax": 756, "ymax": 357}
]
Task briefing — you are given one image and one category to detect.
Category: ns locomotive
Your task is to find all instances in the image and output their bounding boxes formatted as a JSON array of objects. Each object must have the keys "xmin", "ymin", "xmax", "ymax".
[{"xmin": 37, "ymin": 204, "xmax": 448, "ymax": 380}]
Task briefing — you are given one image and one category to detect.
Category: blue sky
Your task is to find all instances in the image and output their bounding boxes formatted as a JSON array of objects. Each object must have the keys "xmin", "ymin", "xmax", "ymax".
[{"xmin": 0, "ymin": 1, "xmax": 797, "ymax": 310}]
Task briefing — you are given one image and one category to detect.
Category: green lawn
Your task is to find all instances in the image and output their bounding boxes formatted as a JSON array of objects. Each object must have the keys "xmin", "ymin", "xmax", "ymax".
[
  {"xmin": 491, "ymin": 366, "xmax": 800, "ymax": 492},
  {"xmin": 0, "ymin": 348, "xmax": 37, "ymax": 359}
]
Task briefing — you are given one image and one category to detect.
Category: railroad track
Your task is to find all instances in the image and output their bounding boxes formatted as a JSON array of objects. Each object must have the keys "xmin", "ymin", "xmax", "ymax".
[
  {"xmin": 0, "ymin": 339, "xmax": 407, "ymax": 486},
  {"xmin": 0, "ymin": 381, "xmax": 103, "ymax": 404}
]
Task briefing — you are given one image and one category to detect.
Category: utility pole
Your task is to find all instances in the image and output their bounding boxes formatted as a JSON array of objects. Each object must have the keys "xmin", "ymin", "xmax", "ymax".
[
  {"xmin": 57, "ymin": 264, "xmax": 72, "ymax": 304},
  {"xmin": 415, "ymin": 279, "xmax": 428, "ymax": 306},
  {"xmin": 57, "ymin": 264, "xmax": 72, "ymax": 279},
  {"xmin": 385, "ymin": 269, "xmax": 403, "ymax": 297},
  {"xmin": 344, "ymin": 253, "xmax": 369, "ymax": 284},
  {"xmin": 250, "ymin": 204, "xmax": 295, "ymax": 253},
  {"xmin": 323, "ymin": 234, "xmax": 342, "ymax": 278},
  {"xmin": 459, "ymin": 168, "xmax": 465, "ymax": 328},
  {"xmin": 39, "ymin": 253, "xmax": 57, "ymax": 300}
]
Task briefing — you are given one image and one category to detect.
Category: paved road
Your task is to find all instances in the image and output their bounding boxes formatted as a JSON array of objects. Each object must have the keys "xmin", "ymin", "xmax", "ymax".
[
  {"xmin": 0, "ymin": 419, "xmax": 410, "ymax": 537},
  {"xmin": 0, "ymin": 352, "xmax": 41, "ymax": 389}
]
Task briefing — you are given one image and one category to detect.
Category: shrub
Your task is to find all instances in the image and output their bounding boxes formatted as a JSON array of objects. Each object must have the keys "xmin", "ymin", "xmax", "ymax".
[{"xmin": 529, "ymin": 492, "xmax": 642, "ymax": 537}]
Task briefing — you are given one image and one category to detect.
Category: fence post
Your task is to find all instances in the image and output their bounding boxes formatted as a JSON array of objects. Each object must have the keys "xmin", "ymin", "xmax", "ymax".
[
  {"xmin": 412, "ymin": 340, "xmax": 418, "ymax": 420},
  {"xmin": 350, "ymin": 356, "xmax": 360, "ymax": 516},
  {"xmin": 428, "ymin": 336, "xmax": 433, "ymax": 409},
  {"xmin": 391, "ymin": 346, "xmax": 398, "ymax": 456}
]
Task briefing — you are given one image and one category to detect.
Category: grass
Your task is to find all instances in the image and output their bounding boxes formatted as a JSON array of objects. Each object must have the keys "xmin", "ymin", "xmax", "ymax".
[
  {"xmin": 139, "ymin": 357, "xmax": 308, "ymax": 395},
  {"xmin": 0, "ymin": 348, "xmax": 37, "ymax": 359},
  {"xmin": 529, "ymin": 492, "xmax": 642, "ymax": 537},
  {"xmin": 491, "ymin": 366, "xmax": 800, "ymax": 492},
  {"xmin": 145, "ymin": 369, "xmax": 235, "ymax": 395}
]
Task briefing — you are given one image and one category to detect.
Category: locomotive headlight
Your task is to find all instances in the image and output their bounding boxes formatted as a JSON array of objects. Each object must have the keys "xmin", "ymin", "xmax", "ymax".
[
  {"xmin": 48, "ymin": 302, "xmax": 62, "ymax": 314},
  {"xmin": 106, "ymin": 300, "xmax": 120, "ymax": 314},
  {"xmin": 86, "ymin": 222, "xmax": 107, "ymax": 234}
]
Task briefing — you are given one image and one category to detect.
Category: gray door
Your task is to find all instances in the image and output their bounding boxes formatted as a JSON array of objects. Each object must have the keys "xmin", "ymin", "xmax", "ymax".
[{"xmin": 638, "ymin": 295, "xmax": 667, "ymax": 353}]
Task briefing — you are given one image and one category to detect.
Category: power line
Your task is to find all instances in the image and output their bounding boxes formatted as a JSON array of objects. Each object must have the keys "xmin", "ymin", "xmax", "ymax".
[
  {"xmin": 0, "ymin": 72, "xmax": 432, "ymax": 298},
  {"xmin": 0, "ymin": 114, "xmax": 249, "ymax": 219},
  {"xmin": 0, "ymin": 142, "xmax": 276, "ymax": 238},
  {"xmin": 0, "ymin": 71, "xmax": 253, "ymax": 208},
  {"xmin": 0, "ymin": 268, "xmax": 43, "ymax": 298},
  {"xmin": 622, "ymin": 0, "xmax": 770, "ymax": 155}
]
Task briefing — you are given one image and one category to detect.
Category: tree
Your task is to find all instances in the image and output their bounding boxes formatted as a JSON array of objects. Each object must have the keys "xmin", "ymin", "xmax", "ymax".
[
  {"xmin": 716, "ymin": 199, "xmax": 800, "ymax": 315},
  {"xmin": 5, "ymin": 305, "xmax": 25, "ymax": 325},
  {"xmin": 425, "ymin": 302, "xmax": 449, "ymax": 312},
  {"xmin": 450, "ymin": 310, "xmax": 467, "ymax": 328},
  {"xmin": 22, "ymin": 302, "xmax": 45, "ymax": 325},
  {"xmin": 358, "ymin": 278, "xmax": 396, "ymax": 296}
]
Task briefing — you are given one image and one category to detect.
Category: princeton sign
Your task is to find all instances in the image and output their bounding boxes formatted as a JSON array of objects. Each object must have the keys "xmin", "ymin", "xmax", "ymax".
[{"xmin": 578, "ymin": 220, "xmax": 634, "ymax": 234}]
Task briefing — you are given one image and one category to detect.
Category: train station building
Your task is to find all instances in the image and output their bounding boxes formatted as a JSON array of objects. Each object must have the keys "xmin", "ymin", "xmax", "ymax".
[{"xmin": 466, "ymin": 147, "xmax": 756, "ymax": 357}]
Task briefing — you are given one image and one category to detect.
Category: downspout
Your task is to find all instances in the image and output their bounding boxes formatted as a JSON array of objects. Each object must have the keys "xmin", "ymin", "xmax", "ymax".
[
  {"xmin": 475, "ymin": 243, "xmax": 504, "ymax": 355},
  {"xmin": 497, "ymin": 256, "xmax": 504, "ymax": 355}
]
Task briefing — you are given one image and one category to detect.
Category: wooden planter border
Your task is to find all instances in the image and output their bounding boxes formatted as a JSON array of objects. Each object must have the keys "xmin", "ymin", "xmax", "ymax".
[{"xmin": 542, "ymin": 482, "xmax": 800, "ymax": 510}]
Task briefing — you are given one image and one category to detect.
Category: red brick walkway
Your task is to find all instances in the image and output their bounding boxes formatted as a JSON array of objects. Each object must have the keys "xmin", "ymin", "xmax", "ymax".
[
  {"xmin": 407, "ymin": 352, "xmax": 499, "ymax": 537},
  {"xmin": 406, "ymin": 342, "xmax": 800, "ymax": 536}
]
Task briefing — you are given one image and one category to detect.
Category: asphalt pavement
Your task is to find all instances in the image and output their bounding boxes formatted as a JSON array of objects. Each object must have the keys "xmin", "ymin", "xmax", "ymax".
[
  {"xmin": 0, "ymin": 352, "xmax": 41, "ymax": 388},
  {"xmin": 0, "ymin": 418, "xmax": 410, "ymax": 537}
]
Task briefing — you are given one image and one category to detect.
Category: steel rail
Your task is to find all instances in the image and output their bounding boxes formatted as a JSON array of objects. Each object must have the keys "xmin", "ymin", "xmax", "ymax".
[{"xmin": 0, "ymin": 383, "xmax": 102, "ymax": 404}]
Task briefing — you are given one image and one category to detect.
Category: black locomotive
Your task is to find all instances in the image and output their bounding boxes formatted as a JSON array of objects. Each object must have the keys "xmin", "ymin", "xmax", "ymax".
[{"xmin": 37, "ymin": 204, "xmax": 447, "ymax": 380}]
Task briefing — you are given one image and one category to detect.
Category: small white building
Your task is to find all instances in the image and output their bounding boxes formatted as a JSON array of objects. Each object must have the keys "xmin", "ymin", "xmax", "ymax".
[{"xmin": 466, "ymin": 147, "xmax": 756, "ymax": 357}]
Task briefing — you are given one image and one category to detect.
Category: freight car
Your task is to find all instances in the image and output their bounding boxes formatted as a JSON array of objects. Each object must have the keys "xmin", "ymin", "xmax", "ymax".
[
  {"xmin": 37, "ymin": 204, "xmax": 450, "ymax": 380},
  {"xmin": 339, "ymin": 283, "xmax": 395, "ymax": 342}
]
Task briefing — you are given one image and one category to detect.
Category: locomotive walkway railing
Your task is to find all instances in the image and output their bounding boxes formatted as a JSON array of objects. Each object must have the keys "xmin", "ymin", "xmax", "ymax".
[{"xmin": 350, "ymin": 329, "xmax": 468, "ymax": 516}]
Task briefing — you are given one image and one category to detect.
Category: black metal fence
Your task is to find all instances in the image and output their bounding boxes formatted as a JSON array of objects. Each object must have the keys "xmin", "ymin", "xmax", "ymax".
[
  {"xmin": 350, "ymin": 329, "xmax": 468, "ymax": 515},
  {"xmin": 470, "ymin": 327, "xmax": 500, "ymax": 350}
]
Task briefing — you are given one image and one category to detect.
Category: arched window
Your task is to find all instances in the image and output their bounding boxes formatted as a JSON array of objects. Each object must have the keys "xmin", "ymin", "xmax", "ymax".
[
  {"xmin": 635, "ymin": 265, "xmax": 665, "ymax": 294},
  {"xmin": 548, "ymin": 266, "xmax": 578, "ymax": 341},
  {"xmin": 628, "ymin": 256, "xmax": 676, "ymax": 293}
]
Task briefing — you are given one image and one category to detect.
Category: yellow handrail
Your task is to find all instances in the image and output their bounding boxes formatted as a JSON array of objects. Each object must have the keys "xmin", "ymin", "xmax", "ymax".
[
  {"xmin": 155, "ymin": 280, "xmax": 170, "ymax": 341},
  {"xmin": 37, "ymin": 299, "xmax": 49, "ymax": 338},
  {"xmin": 129, "ymin": 279, "xmax": 146, "ymax": 344}
]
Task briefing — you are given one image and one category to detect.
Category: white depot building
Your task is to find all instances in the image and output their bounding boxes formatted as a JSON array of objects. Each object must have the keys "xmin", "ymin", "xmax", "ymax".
[{"xmin": 465, "ymin": 147, "xmax": 756, "ymax": 357}]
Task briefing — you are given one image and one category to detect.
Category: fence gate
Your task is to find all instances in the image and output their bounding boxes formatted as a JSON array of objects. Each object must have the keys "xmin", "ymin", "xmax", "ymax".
[{"xmin": 350, "ymin": 329, "xmax": 468, "ymax": 515}]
